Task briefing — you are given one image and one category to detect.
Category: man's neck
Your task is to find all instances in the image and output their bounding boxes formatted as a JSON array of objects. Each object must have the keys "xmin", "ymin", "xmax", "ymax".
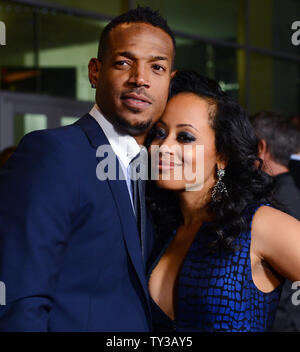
[
  {"xmin": 134, "ymin": 135, "xmax": 146, "ymax": 146},
  {"xmin": 95, "ymin": 104, "xmax": 147, "ymax": 146},
  {"xmin": 263, "ymin": 159, "xmax": 289, "ymax": 176}
]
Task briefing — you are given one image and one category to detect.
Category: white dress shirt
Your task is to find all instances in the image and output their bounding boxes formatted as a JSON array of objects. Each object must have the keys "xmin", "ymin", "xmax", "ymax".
[
  {"xmin": 290, "ymin": 154, "xmax": 300, "ymax": 161},
  {"xmin": 89, "ymin": 104, "xmax": 141, "ymax": 210}
]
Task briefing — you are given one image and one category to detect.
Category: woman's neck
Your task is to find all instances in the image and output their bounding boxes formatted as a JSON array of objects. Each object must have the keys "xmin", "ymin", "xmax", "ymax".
[{"xmin": 177, "ymin": 188, "xmax": 214, "ymax": 228}]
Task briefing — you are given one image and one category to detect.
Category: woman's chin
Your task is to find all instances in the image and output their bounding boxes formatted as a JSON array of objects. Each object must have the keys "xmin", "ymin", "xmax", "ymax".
[{"xmin": 155, "ymin": 179, "xmax": 186, "ymax": 191}]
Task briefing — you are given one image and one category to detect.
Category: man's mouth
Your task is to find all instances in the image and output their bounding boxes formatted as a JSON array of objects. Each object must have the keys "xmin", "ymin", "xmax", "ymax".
[{"xmin": 121, "ymin": 93, "xmax": 152, "ymax": 111}]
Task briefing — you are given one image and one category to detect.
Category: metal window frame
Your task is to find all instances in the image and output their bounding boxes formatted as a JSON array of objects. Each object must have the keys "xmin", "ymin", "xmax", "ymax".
[
  {"xmin": 0, "ymin": 90, "xmax": 92, "ymax": 149},
  {"xmin": 2, "ymin": 0, "xmax": 300, "ymax": 112},
  {"xmin": 6, "ymin": 0, "xmax": 300, "ymax": 63}
]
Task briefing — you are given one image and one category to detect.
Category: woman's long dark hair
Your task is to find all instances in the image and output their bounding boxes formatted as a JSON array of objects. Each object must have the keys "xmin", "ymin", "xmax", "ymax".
[{"xmin": 146, "ymin": 70, "xmax": 283, "ymax": 252}]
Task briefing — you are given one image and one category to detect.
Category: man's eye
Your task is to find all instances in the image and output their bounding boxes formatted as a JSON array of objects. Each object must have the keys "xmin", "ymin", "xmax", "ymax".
[
  {"xmin": 114, "ymin": 61, "xmax": 129, "ymax": 67},
  {"xmin": 177, "ymin": 132, "xmax": 196, "ymax": 143},
  {"xmin": 152, "ymin": 64, "xmax": 166, "ymax": 72}
]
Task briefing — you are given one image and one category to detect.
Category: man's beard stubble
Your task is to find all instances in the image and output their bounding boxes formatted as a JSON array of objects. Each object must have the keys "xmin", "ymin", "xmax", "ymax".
[
  {"xmin": 115, "ymin": 87, "xmax": 155, "ymax": 136},
  {"xmin": 96, "ymin": 87, "xmax": 155, "ymax": 137},
  {"xmin": 113, "ymin": 112, "xmax": 152, "ymax": 137}
]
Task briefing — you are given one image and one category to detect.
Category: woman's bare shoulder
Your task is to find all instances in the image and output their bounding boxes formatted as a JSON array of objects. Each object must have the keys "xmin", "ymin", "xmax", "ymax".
[
  {"xmin": 251, "ymin": 205, "xmax": 299, "ymax": 235},
  {"xmin": 250, "ymin": 205, "xmax": 300, "ymax": 281}
]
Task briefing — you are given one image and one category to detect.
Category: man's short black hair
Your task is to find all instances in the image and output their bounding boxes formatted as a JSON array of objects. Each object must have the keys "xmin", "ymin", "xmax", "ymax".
[
  {"xmin": 97, "ymin": 6, "xmax": 176, "ymax": 62},
  {"xmin": 289, "ymin": 115, "xmax": 300, "ymax": 153},
  {"xmin": 250, "ymin": 111, "xmax": 299, "ymax": 167}
]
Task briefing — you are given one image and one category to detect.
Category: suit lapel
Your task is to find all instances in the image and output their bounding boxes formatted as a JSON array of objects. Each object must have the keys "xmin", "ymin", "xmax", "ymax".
[{"xmin": 74, "ymin": 114, "xmax": 150, "ymax": 308}]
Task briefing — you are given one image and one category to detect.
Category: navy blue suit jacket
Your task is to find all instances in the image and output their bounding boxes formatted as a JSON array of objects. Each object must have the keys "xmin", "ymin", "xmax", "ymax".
[{"xmin": 0, "ymin": 114, "xmax": 154, "ymax": 331}]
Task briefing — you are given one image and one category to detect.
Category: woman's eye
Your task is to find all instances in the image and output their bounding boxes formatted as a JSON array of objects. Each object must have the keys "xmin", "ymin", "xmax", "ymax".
[
  {"xmin": 152, "ymin": 128, "xmax": 166, "ymax": 139},
  {"xmin": 177, "ymin": 132, "xmax": 196, "ymax": 143}
]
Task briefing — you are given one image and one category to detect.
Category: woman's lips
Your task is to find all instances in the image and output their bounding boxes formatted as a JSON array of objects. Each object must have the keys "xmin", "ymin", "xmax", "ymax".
[{"xmin": 158, "ymin": 159, "xmax": 182, "ymax": 170}]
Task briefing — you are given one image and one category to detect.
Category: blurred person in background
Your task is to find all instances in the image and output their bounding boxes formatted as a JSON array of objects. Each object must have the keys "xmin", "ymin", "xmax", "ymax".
[
  {"xmin": 251, "ymin": 111, "xmax": 300, "ymax": 331},
  {"xmin": 0, "ymin": 146, "xmax": 16, "ymax": 168},
  {"xmin": 288, "ymin": 115, "xmax": 300, "ymax": 189}
]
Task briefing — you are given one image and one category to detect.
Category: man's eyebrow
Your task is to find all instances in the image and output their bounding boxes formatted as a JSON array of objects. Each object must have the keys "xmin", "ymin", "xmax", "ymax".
[
  {"xmin": 176, "ymin": 124, "xmax": 199, "ymax": 132},
  {"xmin": 115, "ymin": 51, "xmax": 135, "ymax": 60},
  {"xmin": 114, "ymin": 52, "xmax": 169, "ymax": 62},
  {"xmin": 149, "ymin": 55, "xmax": 168, "ymax": 62}
]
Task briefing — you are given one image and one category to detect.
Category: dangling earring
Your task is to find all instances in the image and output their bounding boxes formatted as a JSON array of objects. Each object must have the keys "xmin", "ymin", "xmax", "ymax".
[
  {"xmin": 212, "ymin": 168, "xmax": 228, "ymax": 202},
  {"xmin": 91, "ymin": 84, "xmax": 96, "ymax": 89}
]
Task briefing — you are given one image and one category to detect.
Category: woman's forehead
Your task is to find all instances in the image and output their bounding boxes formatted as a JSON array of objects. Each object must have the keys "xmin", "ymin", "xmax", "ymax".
[{"xmin": 161, "ymin": 93, "xmax": 212, "ymax": 128}]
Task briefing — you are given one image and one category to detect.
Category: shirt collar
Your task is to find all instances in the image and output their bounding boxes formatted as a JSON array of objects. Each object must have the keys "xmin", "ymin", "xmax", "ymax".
[
  {"xmin": 89, "ymin": 104, "xmax": 141, "ymax": 168},
  {"xmin": 290, "ymin": 154, "xmax": 300, "ymax": 161}
]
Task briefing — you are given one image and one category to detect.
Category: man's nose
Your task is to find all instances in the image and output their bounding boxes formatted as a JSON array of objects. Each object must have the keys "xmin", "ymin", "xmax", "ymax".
[{"xmin": 128, "ymin": 63, "xmax": 150, "ymax": 87}]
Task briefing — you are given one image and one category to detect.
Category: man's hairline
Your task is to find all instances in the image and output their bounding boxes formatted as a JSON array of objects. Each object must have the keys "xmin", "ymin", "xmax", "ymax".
[{"xmin": 98, "ymin": 21, "xmax": 176, "ymax": 65}]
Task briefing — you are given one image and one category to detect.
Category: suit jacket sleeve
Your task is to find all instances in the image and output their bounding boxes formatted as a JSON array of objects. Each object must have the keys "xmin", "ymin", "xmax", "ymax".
[{"xmin": 0, "ymin": 130, "xmax": 78, "ymax": 331}]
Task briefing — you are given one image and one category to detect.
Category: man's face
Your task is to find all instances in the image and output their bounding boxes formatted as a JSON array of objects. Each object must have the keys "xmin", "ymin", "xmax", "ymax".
[{"xmin": 89, "ymin": 22, "xmax": 175, "ymax": 139}]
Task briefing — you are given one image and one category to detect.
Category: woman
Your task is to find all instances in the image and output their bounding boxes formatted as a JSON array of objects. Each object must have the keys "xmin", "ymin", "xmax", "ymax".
[{"xmin": 146, "ymin": 70, "xmax": 300, "ymax": 332}]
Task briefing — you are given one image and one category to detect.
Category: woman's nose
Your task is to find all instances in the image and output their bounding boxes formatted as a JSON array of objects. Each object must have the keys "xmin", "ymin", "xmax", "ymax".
[{"xmin": 159, "ymin": 139, "xmax": 176, "ymax": 155}]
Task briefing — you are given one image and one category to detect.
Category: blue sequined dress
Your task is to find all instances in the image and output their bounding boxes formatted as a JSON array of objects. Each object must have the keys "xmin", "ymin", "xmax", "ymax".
[{"xmin": 147, "ymin": 204, "xmax": 283, "ymax": 332}]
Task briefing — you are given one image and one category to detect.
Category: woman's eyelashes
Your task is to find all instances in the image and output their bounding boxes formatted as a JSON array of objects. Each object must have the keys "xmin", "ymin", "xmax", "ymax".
[
  {"xmin": 152, "ymin": 127, "xmax": 196, "ymax": 143},
  {"xmin": 177, "ymin": 131, "xmax": 196, "ymax": 143},
  {"xmin": 152, "ymin": 127, "xmax": 167, "ymax": 140}
]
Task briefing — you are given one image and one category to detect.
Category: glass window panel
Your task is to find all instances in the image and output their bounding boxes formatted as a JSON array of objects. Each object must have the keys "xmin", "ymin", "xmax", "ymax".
[
  {"xmin": 37, "ymin": 12, "xmax": 104, "ymax": 101},
  {"xmin": 24, "ymin": 113, "xmax": 47, "ymax": 134},
  {"xmin": 175, "ymin": 37, "xmax": 240, "ymax": 102},
  {"xmin": 13, "ymin": 113, "xmax": 47, "ymax": 144},
  {"xmin": 248, "ymin": 0, "xmax": 300, "ymax": 55},
  {"xmin": 134, "ymin": 0, "xmax": 239, "ymax": 42},
  {"xmin": 0, "ymin": 2, "xmax": 104, "ymax": 100},
  {"xmin": 248, "ymin": 53, "xmax": 300, "ymax": 115},
  {"xmin": 61, "ymin": 116, "xmax": 79, "ymax": 126},
  {"xmin": 0, "ymin": 1, "xmax": 37, "ymax": 92},
  {"xmin": 44, "ymin": 0, "xmax": 125, "ymax": 16}
]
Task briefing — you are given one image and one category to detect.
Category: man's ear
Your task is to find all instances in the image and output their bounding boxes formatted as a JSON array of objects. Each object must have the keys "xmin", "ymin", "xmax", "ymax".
[
  {"xmin": 258, "ymin": 139, "xmax": 268, "ymax": 160},
  {"xmin": 88, "ymin": 58, "xmax": 102, "ymax": 88},
  {"xmin": 171, "ymin": 69, "xmax": 177, "ymax": 79}
]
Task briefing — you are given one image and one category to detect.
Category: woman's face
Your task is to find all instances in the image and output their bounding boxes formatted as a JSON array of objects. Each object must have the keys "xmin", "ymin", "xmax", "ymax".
[{"xmin": 150, "ymin": 92, "xmax": 225, "ymax": 192}]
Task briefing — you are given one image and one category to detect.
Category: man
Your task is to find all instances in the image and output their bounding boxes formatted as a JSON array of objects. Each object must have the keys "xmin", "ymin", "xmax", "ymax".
[
  {"xmin": 288, "ymin": 116, "xmax": 300, "ymax": 189},
  {"xmin": 251, "ymin": 111, "xmax": 300, "ymax": 332},
  {"xmin": 0, "ymin": 6, "xmax": 176, "ymax": 331}
]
